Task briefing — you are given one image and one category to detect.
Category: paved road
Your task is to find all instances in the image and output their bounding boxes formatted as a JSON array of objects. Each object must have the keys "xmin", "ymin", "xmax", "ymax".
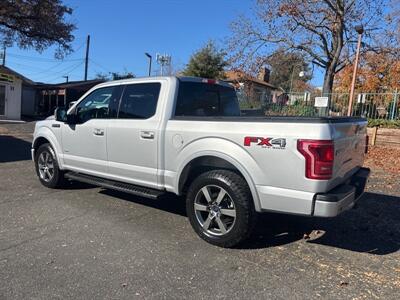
[{"xmin": 0, "ymin": 122, "xmax": 399, "ymax": 299}]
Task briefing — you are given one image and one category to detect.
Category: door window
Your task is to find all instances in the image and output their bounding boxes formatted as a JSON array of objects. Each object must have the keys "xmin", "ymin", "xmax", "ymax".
[
  {"xmin": 118, "ymin": 83, "xmax": 161, "ymax": 119},
  {"xmin": 76, "ymin": 86, "xmax": 121, "ymax": 123}
]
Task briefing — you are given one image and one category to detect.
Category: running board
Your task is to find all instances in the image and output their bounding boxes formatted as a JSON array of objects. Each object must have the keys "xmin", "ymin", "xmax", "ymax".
[{"xmin": 64, "ymin": 172, "xmax": 165, "ymax": 200}]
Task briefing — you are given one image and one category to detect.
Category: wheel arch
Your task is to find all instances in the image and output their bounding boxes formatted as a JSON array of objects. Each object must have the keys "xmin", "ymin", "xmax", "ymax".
[
  {"xmin": 176, "ymin": 152, "xmax": 262, "ymax": 212},
  {"xmin": 33, "ymin": 127, "xmax": 63, "ymax": 167}
]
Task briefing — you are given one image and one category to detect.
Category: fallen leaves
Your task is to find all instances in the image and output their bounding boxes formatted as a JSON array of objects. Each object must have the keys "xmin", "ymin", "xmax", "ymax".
[
  {"xmin": 364, "ymin": 146, "xmax": 400, "ymax": 175},
  {"xmin": 339, "ymin": 281, "xmax": 349, "ymax": 287}
]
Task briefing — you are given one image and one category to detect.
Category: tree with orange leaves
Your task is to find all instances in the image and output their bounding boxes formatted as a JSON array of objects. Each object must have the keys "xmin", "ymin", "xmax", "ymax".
[{"xmin": 335, "ymin": 52, "xmax": 400, "ymax": 93}]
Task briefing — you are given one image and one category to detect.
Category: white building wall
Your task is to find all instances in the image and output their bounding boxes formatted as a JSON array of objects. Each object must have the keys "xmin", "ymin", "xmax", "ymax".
[{"xmin": 1, "ymin": 78, "xmax": 22, "ymax": 120}]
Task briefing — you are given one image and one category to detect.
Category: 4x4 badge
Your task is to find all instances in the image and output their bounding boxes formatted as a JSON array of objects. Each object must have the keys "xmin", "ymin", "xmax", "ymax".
[{"xmin": 244, "ymin": 137, "xmax": 286, "ymax": 149}]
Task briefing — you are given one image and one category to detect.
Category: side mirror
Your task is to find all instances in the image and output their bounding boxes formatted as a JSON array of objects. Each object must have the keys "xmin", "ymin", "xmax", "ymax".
[
  {"xmin": 68, "ymin": 101, "xmax": 76, "ymax": 109},
  {"xmin": 55, "ymin": 107, "xmax": 67, "ymax": 122},
  {"xmin": 55, "ymin": 106, "xmax": 77, "ymax": 124}
]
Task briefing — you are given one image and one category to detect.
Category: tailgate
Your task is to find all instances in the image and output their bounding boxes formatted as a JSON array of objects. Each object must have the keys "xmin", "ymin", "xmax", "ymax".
[{"xmin": 330, "ymin": 119, "xmax": 367, "ymax": 186}]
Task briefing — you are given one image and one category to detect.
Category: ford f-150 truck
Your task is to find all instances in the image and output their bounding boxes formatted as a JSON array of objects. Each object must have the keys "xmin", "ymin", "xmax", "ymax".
[{"xmin": 32, "ymin": 76, "xmax": 370, "ymax": 247}]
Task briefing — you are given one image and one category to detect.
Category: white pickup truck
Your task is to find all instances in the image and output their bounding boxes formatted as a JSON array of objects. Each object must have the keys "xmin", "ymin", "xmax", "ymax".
[{"xmin": 32, "ymin": 76, "xmax": 370, "ymax": 247}]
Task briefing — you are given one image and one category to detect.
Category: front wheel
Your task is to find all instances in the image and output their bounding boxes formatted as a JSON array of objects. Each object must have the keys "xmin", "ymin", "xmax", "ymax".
[
  {"xmin": 186, "ymin": 170, "xmax": 257, "ymax": 248},
  {"xmin": 35, "ymin": 143, "xmax": 66, "ymax": 188}
]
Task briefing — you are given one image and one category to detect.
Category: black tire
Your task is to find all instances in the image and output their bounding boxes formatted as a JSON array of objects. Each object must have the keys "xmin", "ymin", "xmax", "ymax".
[
  {"xmin": 186, "ymin": 170, "xmax": 257, "ymax": 248},
  {"xmin": 34, "ymin": 143, "xmax": 67, "ymax": 188}
]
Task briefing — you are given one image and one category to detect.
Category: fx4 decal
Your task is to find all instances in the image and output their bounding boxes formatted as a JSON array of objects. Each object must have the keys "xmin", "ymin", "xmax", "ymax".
[{"xmin": 244, "ymin": 137, "xmax": 286, "ymax": 149}]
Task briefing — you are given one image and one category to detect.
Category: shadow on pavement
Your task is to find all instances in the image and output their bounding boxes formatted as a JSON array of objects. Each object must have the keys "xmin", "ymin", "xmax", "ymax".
[
  {"xmin": 63, "ymin": 181, "xmax": 97, "ymax": 190},
  {"xmin": 101, "ymin": 188, "xmax": 399, "ymax": 255},
  {"xmin": 307, "ymin": 192, "xmax": 400, "ymax": 255},
  {"xmin": 100, "ymin": 189, "xmax": 187, "ymax": 217},
  {"xmin": 0, "ymin": 135, "xmax": 32, "ymax": 163},
  {"xmin": 240, "ymin": 192, "xmax": 400, "ymax": 255}
]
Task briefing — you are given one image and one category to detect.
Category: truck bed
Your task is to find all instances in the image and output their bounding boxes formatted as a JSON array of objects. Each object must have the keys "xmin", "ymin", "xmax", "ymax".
[{"xmin": 172, "ymin": 116, "xmax": 367, "ymax": 123}]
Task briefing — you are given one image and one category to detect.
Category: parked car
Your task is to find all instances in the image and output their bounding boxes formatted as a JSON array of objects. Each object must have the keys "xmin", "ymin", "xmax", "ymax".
[{"xmin": 32, "ymin": 76, "xmax": 370, "ymax": 247}]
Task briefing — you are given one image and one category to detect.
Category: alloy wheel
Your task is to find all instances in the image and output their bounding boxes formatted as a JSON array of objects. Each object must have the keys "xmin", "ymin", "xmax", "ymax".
[
  {"xmin": 194, "ymin": 185, "xmax": 236, "ymax": 236},
  {"xmin": 38, "ymin": 150, "xmax": 55, "ymax": 182}
]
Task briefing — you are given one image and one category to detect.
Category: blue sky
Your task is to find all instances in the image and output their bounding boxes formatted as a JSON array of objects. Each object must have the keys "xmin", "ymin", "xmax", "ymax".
[{"xmin": 5, "ymin": 0, "xmax": 324, "ymax": 85}]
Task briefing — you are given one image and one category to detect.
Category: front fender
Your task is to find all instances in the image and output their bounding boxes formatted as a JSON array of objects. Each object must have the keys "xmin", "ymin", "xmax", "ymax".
[
  {"xmin": 33, "ymin": 126, "xmax": 63, "ymax": 169},
  {"xmin": 174, "ymin": 137, "xmax": 264, "ymax": 211}
]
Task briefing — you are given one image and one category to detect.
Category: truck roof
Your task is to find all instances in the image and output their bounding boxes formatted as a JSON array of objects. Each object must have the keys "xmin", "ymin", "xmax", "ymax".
[{"xmin": 94, "ymin": 76, "xmax": 233, "ymax": 88}]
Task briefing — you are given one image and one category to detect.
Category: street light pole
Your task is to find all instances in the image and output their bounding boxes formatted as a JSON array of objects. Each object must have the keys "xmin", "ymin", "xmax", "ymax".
[
  {"xmin": 145, "ymin": 53, "xmax": 152, "ymax": 77},
  {"xmin": 347, "ymin": 25, "xmax": 364, "ymax": 116},
  {"xmin": 289, "ymin": 65, "xmax": 305, "ymax": 94}
]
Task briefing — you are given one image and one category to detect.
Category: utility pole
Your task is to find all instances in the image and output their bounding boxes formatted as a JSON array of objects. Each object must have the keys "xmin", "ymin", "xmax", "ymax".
[
  {"xmin": 63, "ymin": 75, "xmax": 69, "ymax": 83},
  {"xmin": 347, "ymin": 25, "xmax": 364, "ymax": 116},
  {"xmin": 1, "ymin": 47, "xmax": 5, "ymax": 66},
  {"xmin": 84, "ymin": 35, "xmax": 90, "ymax": 81}
]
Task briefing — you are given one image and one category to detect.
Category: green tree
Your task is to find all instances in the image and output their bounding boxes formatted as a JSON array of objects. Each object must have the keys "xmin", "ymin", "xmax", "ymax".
[
  {"xmin": 110, "ymin": 71, "xmax": 135, "ymax": 80},
  {"xmin": 0, "ymin": 0, "xmax": 75, "ymax": 57},
  {"xmin": 95, "ymin": 71, "xmax": 135, "ymax": 81},
  {"xmin": 266, "ymin": 49, "xmax": 311, "ymax": 92},
  {"xmin": 182, "ymin": 41, "xmax": 227, "ymax": 79}
]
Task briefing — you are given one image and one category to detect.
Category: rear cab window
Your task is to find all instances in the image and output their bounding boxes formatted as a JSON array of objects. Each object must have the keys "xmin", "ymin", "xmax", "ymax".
[{"xmin": 175, "ymin": 81, "xmax": 240, "ymax": 117}]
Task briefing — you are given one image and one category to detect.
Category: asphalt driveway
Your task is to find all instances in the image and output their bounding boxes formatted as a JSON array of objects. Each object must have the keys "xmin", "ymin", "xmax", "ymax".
[{"xmin": 0, "ymin": 122, "xmax": 399, "ymax": 299}]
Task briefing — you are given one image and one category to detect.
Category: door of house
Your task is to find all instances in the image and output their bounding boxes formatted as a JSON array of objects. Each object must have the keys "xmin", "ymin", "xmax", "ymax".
[{"xmin": 0, "ymin": 85, "xmax": 6, "ymax": 116}]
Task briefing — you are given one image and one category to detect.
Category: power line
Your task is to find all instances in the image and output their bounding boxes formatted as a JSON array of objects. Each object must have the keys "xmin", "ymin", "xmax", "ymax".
[
  {"xmin": 9, "ymin": 58, "xmax": 85, "ymax": 78},
  {"xmin": 7, "ymin": 53, "xmax": 82, "ymax": 63},
  {"xmin": 89, "ymin": 58, "xmax": 112, "ymax": 73},
  {"xmin": 34, "ymin": 61, "xmax": 84, "ymax": 81},
  {"xmin": 26, "ymin": 60, "xmax": 78, "ymax": 76},
  {"xmin": 6, "ymin": 59, "xmax": 59, "ymax": 72},
  {"xmin": 6, "ymin": 60, "xmax": 87, "ymax": 83},
  {"xmin": 6, "ymin": 40, "xmax": 87, "ymax": 78},
  {"xmin": 6, "ymin": 41, "xmax": 86, "ymax": 63},
  {"xmin": 41, "ymin": 63, "xmax": 85, "ymax": 83}
]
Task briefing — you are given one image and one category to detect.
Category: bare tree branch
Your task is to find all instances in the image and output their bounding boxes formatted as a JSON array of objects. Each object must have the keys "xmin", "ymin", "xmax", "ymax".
[{"xmin": 228, "ymin": 0, "xmax": 398, "ymax": 94}]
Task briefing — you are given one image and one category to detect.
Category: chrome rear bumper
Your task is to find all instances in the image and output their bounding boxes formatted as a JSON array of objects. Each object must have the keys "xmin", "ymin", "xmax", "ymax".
[{"xmin": 313, "ymin": 167, "xmax": 370, "ymax": 217}]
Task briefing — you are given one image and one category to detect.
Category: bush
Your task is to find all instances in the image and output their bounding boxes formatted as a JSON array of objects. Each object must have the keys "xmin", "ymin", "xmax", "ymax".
[
  {"xmin": 367, "ymin": 119, "xmax": 400, "ymax": 128},
  {"xmin": 264, "ymin": 103, "xmax": 316, "ymax": 117}
]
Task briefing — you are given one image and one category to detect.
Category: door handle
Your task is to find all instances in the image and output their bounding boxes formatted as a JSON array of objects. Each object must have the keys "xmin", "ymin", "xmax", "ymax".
[
  {"xmin": 93, "ymin": 128, "xmax": 104, "ymax": 136},
  {"xmin": 140, "ymin": 131, "xmax": 155, "ymax": 139}
]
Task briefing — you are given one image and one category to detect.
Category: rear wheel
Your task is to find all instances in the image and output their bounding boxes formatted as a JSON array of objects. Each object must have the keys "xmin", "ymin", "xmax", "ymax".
[
  {"xmin": 186, "ymin": 170, "xmax": 257, "ymax": 248},
  {"xmin": 35, "ymin": 143, "xmax": 66, "ymax": 188}
]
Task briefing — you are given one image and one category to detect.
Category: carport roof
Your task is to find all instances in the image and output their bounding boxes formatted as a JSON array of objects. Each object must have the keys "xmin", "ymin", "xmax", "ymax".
[{"xmin": 35, "ymin": 79, "xmax": 105, "ymax": 91}]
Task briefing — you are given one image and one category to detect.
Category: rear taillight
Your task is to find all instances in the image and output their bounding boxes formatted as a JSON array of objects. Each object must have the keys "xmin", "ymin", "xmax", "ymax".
[{"xmin": 297, "ymin": 140, "xmax": 334, "ymax": 180}]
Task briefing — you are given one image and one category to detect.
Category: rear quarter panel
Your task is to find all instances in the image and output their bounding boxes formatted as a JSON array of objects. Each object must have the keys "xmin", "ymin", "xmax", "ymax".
[{"xmin": 164, "ymin": 119, "xmax": 336, "ymax": 195}]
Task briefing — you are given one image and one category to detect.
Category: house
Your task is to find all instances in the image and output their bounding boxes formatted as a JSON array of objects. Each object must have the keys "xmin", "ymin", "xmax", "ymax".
[
  {"xmin": 34, "ymin": 79, "xmax": 104, "ymax": 117},
  {"xmin": 225, "ymin": 68, "xmax": 281, "ymax": 109},
  {"xmin": 0, "ymin": 65, "xmax": 36, "ymax": 120},
  {"xmin": 0, "ymin": 65, "xmax": 104, "ymax": 120}
]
